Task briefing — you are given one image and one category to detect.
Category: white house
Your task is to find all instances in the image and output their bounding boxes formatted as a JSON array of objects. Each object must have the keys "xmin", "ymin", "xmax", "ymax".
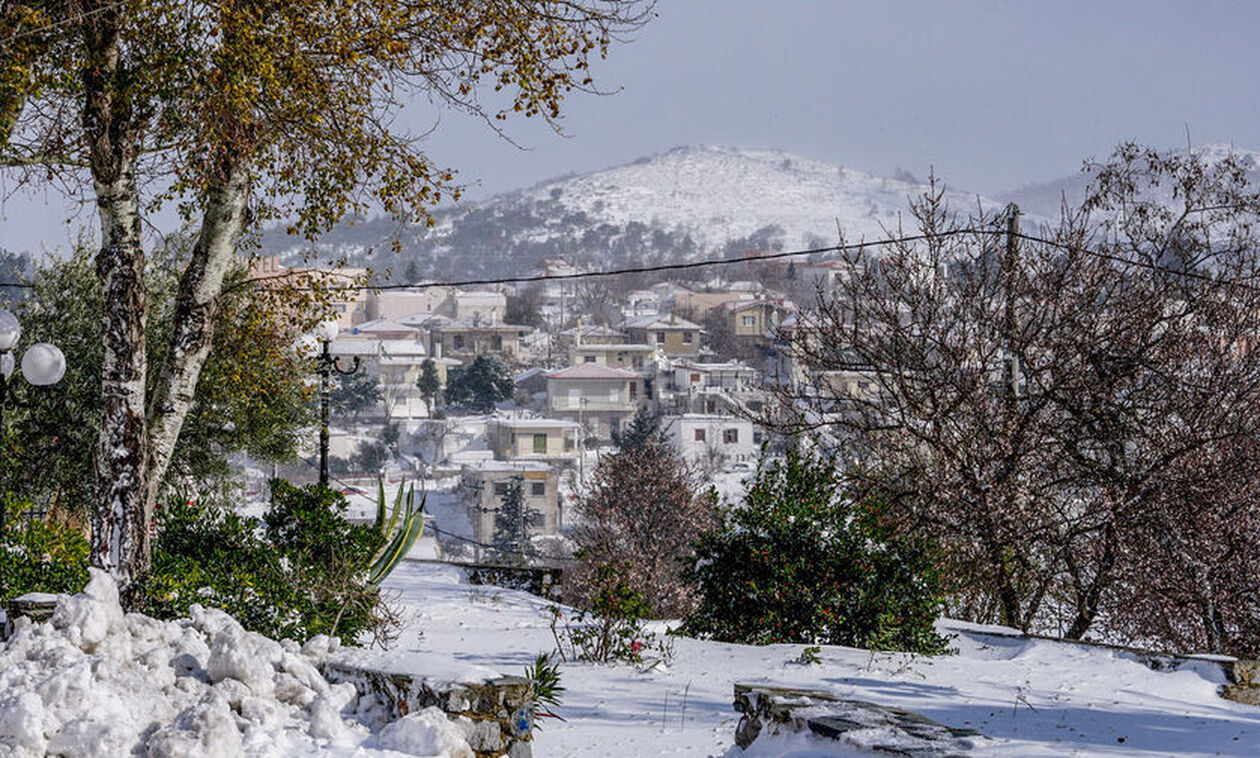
[{"xmin": 662, "ymin": 413, "xmax": 758, "ymax": 472}]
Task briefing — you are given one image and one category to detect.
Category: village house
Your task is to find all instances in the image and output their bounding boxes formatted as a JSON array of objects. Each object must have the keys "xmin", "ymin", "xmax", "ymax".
[
  {"xmin": 426, "ymin": 317, "xmax": 533, "ymax": 364},
  {"xmin": 570, "ymin": 342, "xmax": 657, "ymax": 371},
  {"xmin": 458, "ymin": 461, "xmax": 561, "ymax": 562},
  {"xmin": 487, "ymin": 416, "xmax": 581, "ymax": 463},
  {"xmin": 248, "ymin": 257, "xmax": 369, "ymax": 329},
  {"xmin": 556, "ymin": 323, "xmax": 627, "ymax": 350},
  {"xmin": 722, "ymin": 297, "xmax": 793, "ymax": 341},
  {"xmin": 366, "ymin": 287, "xmax": 452, "ymax": 322},
  {"xmin": 661, "ymin": 413, "xmax": 759, "ymax": 472},
  {"xmin": 450, "ymin": 290, "xmax": 508, "ymax": 322},
  {"xmin": 545, "ymin": 363, "xmax": 646, "ymax": 441},
  {"xmin": 620, "ymin": 313, "xmax": 703, "ymax": 357}
]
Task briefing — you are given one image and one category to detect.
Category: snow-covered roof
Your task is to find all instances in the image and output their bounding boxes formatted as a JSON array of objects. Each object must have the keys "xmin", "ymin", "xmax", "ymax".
[
  {"xmin": 620, "ymin": 314, "xmax": 702, "ymax": 331},
  {"xmin": 490, "ymin": 417, "xmax": 581, "ymax": 430},
  {"xmin": 574, "ymin": 342, "xmax": 656, "ymax": 352},
  {"xmin": 350, "ymin": 318, "xmax": 418, "ymax": 335},
  {"xmin": 545, "ymin": 363, "xmax": 639, "ymax": 381}
]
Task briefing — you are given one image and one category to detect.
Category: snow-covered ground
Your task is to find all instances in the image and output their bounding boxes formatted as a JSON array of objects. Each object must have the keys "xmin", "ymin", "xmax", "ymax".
[
  {"xmin": 374, "ymin": 560, "xmax": 1260, "ymax": 757},
  {"xmin": 5, "ymin": 559, "xmax": 1260, "ymax": 756}
]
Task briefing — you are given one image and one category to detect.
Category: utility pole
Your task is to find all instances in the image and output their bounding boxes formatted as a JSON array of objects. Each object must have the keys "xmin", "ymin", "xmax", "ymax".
[
  {"xmin": 1003, "ymin": 204, "xmax": 1022, "ymax": 405},
  {"xmin": 515, "ymin": 474, "xmax": 526, "ymax": 565}
]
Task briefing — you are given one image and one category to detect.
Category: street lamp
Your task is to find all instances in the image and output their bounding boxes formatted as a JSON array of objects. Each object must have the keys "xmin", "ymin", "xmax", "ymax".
[
  {"xmin": 0, "ymin": 307, "xmax": 66, "ymax": 525},
  {"xmin": 312, "ymin": 320, "xmax": 360, "ymax": 487}
]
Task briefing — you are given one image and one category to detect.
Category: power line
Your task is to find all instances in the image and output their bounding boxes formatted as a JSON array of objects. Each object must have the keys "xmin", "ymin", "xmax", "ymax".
[
  {"xmin": 5, "ymin": 227, "xmax": 1260, "ymax": 294},
  {"xmin": 0, "ymin": 228, "xmax": 982, "ymax": 291}
]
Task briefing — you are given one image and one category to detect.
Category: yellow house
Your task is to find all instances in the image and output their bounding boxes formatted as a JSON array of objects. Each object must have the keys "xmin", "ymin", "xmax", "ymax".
[
  {"xmin": 458, "ymin": 461, "xmax": 561, "ymax": 562},
  {"xmin": 487, "ymin": 417, "xmax": 580, "ymax": 462},
  {"xmin": 620, "ymin": 314, "xmax": 702, "ymax": 357},
  {"xmin": 570, "ymin": 342, "xmax": 656, "ymax": 370}
]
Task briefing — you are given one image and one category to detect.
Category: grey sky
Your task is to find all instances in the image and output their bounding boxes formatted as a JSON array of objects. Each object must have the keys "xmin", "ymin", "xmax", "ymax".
[{"xmin": 3, "ymin": 0, "xmax": 1259, "ymax": 255}]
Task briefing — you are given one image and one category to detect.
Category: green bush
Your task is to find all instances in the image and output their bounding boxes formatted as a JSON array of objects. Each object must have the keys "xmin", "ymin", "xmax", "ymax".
[
  {"xmin": 0, "ymin": 503, "xmax": 90, "ymax": 603},
  {"xmin": 682, "ymin": 448, "xmax": 949, "ymax": 655},
  {"xmin": 139, "ymin": 481, "xmax": 388, "ymax": 644}
]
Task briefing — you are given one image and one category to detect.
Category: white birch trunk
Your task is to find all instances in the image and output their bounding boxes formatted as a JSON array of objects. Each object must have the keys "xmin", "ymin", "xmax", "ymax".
[
  {"xmin": 82, "ymin": 1, "xmax": 148, "ymax": 585},
  {"xmin": 140, "ymin": 160, "xmax": 251, "ymax": 569}
]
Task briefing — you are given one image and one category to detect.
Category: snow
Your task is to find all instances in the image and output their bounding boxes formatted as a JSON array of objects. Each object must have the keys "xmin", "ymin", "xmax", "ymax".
[
  {"xmin": 7, "ymin": 561, "xmax": 1260, "ymax": 756},
  {"xmin": 0, "ymin": 569, "xmax": 471, "ymax": 758},
  {"xmin": 470, "ymin": 145, "xmax": 1012, "ymax": 254},
  {"xmin": 373, "ymin": 560, "xmax": 1260, "ymax": 757}
]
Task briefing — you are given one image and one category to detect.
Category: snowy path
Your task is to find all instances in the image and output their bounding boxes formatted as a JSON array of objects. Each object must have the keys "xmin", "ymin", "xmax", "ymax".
[{"xmin": 377, "ymin": 561, "xmax": 1260, "ymax": 757}]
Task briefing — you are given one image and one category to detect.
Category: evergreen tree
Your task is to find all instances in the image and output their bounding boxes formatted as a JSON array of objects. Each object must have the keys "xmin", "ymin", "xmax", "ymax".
[
  {"xmin": 331, "ymin": 367, "xmax": 382, "ymax": 420},
  {"xmin": 416, "ymin": 358, "xmax": 441, "ymax": 414},
  {"xmin": 682, "ymin": 447, "xmax": 948, "ymax": 654},
  {"xmin": 403, "ymin": 259, "xmax": 423, "ymax": 284},
  {"xmin": 491, "ymin": 477, "xmax": 540, "ymax": 563},
  {"xmin": 445, "ymin": 355, "xmax": 514, "ymax": 413},
  {"xmin": 611, "ymin": 405, "xmax": 668, "ymax": 450}
]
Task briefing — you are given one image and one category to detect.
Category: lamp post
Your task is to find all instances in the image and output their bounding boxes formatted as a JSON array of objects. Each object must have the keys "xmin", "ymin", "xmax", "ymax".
[
  {"xmin": 312, "ymin": 320, "xmax": 360, "ymax": 487},
  {"xmin": 0, "ymin": 307, "xmax": 67, "ymax": 525}
]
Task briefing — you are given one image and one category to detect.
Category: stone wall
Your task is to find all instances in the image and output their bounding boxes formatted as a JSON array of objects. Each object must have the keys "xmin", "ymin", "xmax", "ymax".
[
  {"xmin": 462, "ymin": 563, "xmax": 563, "ymax": 602},
  {"xmin": 733, "ymin": 683, "xmax": 983, "ymax": 756},
  {"xmin": 322, "ymin": 661, "xmax": 534, "ymax": 758}
]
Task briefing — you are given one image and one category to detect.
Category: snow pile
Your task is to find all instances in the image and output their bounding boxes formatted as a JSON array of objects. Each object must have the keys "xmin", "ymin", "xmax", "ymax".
[{"xmin": 0, "ymin": 569, "xmax": 471, "ymax": 757}]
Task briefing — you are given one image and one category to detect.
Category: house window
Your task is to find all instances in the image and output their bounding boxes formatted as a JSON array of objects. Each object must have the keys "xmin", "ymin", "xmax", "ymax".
[
  {"xmin": 723, "ymin": 428, "xmax": 739, "ymax": 444},
  {"xmin": 533, "ymin": 434, "xmax": 547, "ymax": 454},
  {"xmin": 753, "ymin": 431, "xmax": 763, "ymax": 444},
  {"xmin": 742, "ymin": 315, "xmax": 756, "ymax": 327},
  {"xmin": 655, "ymin": 331, "xmax": 666, "ymax": 343},
  {"xmin": 531, "ymin": 482, "xmax": 545, "ymax": 496},
  {"xmin": 583, "ymin": 354, "xmax": 597, "ymax": 363},
  {"xmin": 493, "ymin": 482, "xmax": 509, "ymax": 496},
  {"xmin": 682, "ymin": 332, "xmax": 693, "ymax": 344},
  {"xmin": 690, "ymin": 372, "xmax": 701, "ymax": 383},
  {"xmin": 629, "ymin": 382, "xmax": 638, "ymax": 400},
  {"xmin": 453, "ymin": 335, "xmax": 465, "ymax": 350},
  {"xmin": 694, "ymin": 428, "xmax": 706, "ymax": 442}
]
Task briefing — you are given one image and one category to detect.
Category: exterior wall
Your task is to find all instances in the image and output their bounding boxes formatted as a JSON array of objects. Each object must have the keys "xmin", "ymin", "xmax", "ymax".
[
  {"xmin": 369, "ymin": 289, "xmax": 450, "ymax": 321},
  {"xmin": 546, "ymin": 377, "xmax": 642, "ymax": 412},
  {"xmin": 664, "ymin": 415, "xmax": 758, "ymax": 470},
  {"xmin": 462, "ymin": 468, "xmax": 561, "ymax": 559},
  {"xmin": 627, "ymin": 327, "xmax": 700, "ymax": 356},
  {"xmin": 451, "ymin": 292, "xmax": 507, "ymax": 322},
  {"xmin": 570, "ymin": 344, "xmax": 653, "ymax": 370},
  {"xmin": 488, "ymin": 423, "xmax": 577, "ymax": 461},
  {"xmin": 434, "ymin": 328, "xmax": 527, "ymax": 362},
  {"xmin": 731, "ymin": 304, "xmax": 772, "ymax": 337}
]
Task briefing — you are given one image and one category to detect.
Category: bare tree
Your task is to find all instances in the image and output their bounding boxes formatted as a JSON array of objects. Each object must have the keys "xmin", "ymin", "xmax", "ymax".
[
  {"xmin": 775, "ymin": 146, "xmax": 1260, "ymax": 651},
  {"xmin": 568, "ymin": 439, "xmax": 714, "ymax": 617}
]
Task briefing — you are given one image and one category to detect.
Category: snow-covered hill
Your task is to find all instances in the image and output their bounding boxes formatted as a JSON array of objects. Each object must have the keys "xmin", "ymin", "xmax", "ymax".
[
  {"xmin": 264, "ymin": 146, "xmax": 1009, "ymax": 280},
  {"xmin": 499, "ymin": 145, "xmax": 992, "ymax": 252}
]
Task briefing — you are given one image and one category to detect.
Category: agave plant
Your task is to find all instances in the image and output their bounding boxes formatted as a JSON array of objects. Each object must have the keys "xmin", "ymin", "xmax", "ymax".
[{"xmin": 367, "ymin": 480, "xmax": 428, "ymax": 587}]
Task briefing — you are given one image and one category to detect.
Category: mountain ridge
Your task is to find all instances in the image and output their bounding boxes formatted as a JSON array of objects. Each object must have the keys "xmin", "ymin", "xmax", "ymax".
[{"xmin": 262, "ymin": 143, "xmax": 1259, "ymax": 281}]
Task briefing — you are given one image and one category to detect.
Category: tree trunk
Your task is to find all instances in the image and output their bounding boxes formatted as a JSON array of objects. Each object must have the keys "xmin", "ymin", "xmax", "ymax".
[
  {"xmin": 83, "ymin": 1, "xmax": 147, "ymax": 586},
  {"xmin": 142, "ymin": 158, "xmax": 251, "ymax": 566}
]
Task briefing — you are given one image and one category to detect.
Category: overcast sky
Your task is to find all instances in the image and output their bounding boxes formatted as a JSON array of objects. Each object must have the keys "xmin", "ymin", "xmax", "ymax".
[{"xmin": 4, "ymin": 0, "xmax": 1260, "ymax": 255}]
